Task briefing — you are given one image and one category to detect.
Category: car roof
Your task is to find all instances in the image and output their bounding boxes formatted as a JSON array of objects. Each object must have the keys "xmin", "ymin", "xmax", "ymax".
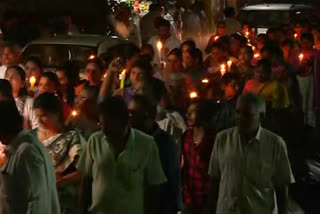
[
  {"xmin": 241, "ymin": 3, "xmax": 312, "ymax": 11},
  {"xmin": 28, "ymin": 34, "xmax": 120, "ymax": 46}
]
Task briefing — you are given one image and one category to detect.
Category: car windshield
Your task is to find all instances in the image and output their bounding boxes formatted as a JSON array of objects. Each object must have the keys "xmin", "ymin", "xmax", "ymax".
[
  {"xmin": 238, "ymin": 10, "xmax": 291, "ymax": 28},
  {"xmin": 22, "ymin": 44, "xmax": 97, "ymax": 67}
]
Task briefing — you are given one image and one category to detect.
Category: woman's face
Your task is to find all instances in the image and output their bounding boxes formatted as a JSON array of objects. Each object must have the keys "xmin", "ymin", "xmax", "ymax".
[
  {"xmin": 183, "ymin": 52, "xmax": 194, "ymax": 69},
  {"xmin": 39, "ymin": 77, "xmax": 57, "ymax": 94},
  {"xmin": 76, "ymin": 89, "xmax": 96, "ymax": 116},
  {"xmin": 35, "ymin": 108, "xmax": 60, "ymax": 130},
  {"xmin": 86, "ymin": 62, "xmax": 102, "ymax": 85},
  {"xmin": 56, "ymin": 70, "xmax": 69, "ymax": 88},
  {"xmin": 130, "ymin": 67, "xmax": 145, "ymax": 86},
  {"xmin": 167, "ymin": 54, "xmax": 182, "ymax": 73},
  {"xmin": 5, "ymin": 68, "xmax": 24, "ymax": 95},
  {"xmin": 254, "ymin": 65, "xmax": 269, "ymax": 82},
  {"xmin": 25, "ymin": 61, "xmax": 42, "ymax": 81},
  {"xmin": 238, "ymin": 48, "xmax": 251, "ymax": 64},
  {"xmin": 186, "ymin": 103, "xmax": 198, "ymax": 127}
]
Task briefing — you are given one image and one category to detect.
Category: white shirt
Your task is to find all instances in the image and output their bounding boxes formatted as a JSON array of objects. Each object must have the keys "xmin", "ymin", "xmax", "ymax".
[
  {"xmin": 15, "ymin": 96, "xmax": 38, "ymax": 129},
  {"xmin": 209, "ymin": 127, "xmax": 295, "ymax": 214},
  {"xmin": 77, "ymin": 129, "xmax": 167, "ymax": 214},
  {"xmin": 148, "ymin": 35, "xmax": 181, "ymax": 65}
]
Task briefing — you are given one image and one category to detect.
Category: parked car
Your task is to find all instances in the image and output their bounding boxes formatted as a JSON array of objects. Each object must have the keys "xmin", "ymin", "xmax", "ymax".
[
  {"xmin": 238, "ymin": 3, "xmax": 313, "ymax": 34},
  {"xmin": 20, "ymin": 34, "xmax": 129, "ymax": 78}
]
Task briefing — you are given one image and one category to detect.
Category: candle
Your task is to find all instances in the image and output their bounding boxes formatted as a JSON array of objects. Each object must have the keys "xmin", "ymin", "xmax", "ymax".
[
  {"xmin": 214, "ymin": 36, "xmax": 219, "ymax": 41},
  {"xmin": 88, "ymin": 54, "xmax": 96, "ymax": 60},
  {"xmin": 299, "ymin": 53, "xmax": 304, "ymax": 63},
  {"xmin": 119, "ymin": 69, "xmax": 126, "ymax": 89},
  {"xmin": 189, "ymin": 91, "xmax": 198, "ymax": 99},
  {"xmin": 254, "ymin": 53, "xmax": 261, "ymax": 59},
  {"xmin": 227, "ymin": 60, "xmax": 232, "ymax": 71},
  {"xmin": 71, "ymin": 110, "xmax": 78, "ymax": 117},
  {"xmin": 157, "ymin": 41, "xmax": 163, "ymax": 62},
  {"xmin": 220, "ymin": 64, "xmax": 227, "ymax": 76},
  {"xmin": 202, "ymin": 78, "xmax": 209, "ymax": 84},
  {"xmin": 29, "ymin": 76, "xmax": 36, "ymax": 91},
  {"xmin": 245, "ymin": 31, "xmax": 249, "ymax": 38},
  {"xmin": 294, "ymin": 33, "xmax": 298, "ymax": 39}
]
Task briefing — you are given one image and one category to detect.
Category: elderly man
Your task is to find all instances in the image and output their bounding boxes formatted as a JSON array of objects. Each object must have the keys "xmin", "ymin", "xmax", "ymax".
[
  {"xmin": 0, "ymin": 100, "xmax": 60, "ymax": 214},
  {"xmin": 206, "ymin": 93, "xmax": 295, "ymax": 214}
]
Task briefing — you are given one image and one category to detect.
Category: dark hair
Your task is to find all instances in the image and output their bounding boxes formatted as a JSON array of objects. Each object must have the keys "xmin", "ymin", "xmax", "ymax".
[
  {"xmin": 168, "ymin": 48, "xmax": 182, "ymax": 60},
  {"xmin": 86, "ymin": 58, "xmax": 104, "ymax": 73},
  {"xmin": 217, "ymin": 21, "xmax": 226, "ymax": 28},
  {"xmin": 131, "ymin": 56, "xmax": 153, "ymax": 78},
  {"xmin": 25, "ymin": 56, "xmax": 43, "ymax": 71},
  {"xmin": 208, "ymin": 41, "xmax": 225, "ymax": 53},
  {"xmin": 5, "ymin": 65, "xmax": 28, "ymax": 97},
  {"xmin": 154, "ymin": 18, "xmax": 171, "ymax": 29},
  {"xmin": 56, "ymin": 66, "xmax": 76, "ymax": 106},
  {"xmin": 1, "ymin": 42, "xmax": 17, "ymax": 53},
  {"xmin": 99, "ymin": 96, "xmax": 129, "ymax": 124},
  {"xmin": 242, "ymin": 45, "xmax": 254, "ymax": 59},
  {"xmin": 131, "ymin": 94, "xmax": 157, "ymax": 120},
  {"xmin": 41, "ymin": 72, "xmax": 60, "ymax": 91},
  {"xmin": 61, "ymin": 60, "xmax": 80, "ymax": 86},
  {"xmin": 186, "ymin": 48, "xmax": 203, "ymax": 66},
  {"xmin": 0, "ymin": 100, "xmax": 23, "ymax": 137},
  {"xmin": 181, "ymin": 40, "xmax": 196, "ymax": 50},
  {"xmin": 0, "ymin": 79, "xmax": 13, "ymax": 99},
  {"xmin": 221, "ymin": 72, "xmax": 240, "ymax": 85},
  {"xmin": 230, "ymin": 33, "xmax": 247, "ymax": 45},
  {"xmin": 301, "ymin": 33, "xmax": 315, "ymax": 45},
  {"xmin": 82, "ymin": 85, "xmax": 99, "ymax": 99},
  {"xmin": 190, "ymin": 99, "xmax": 218, "ymax": 128},
  {"xmin": 34, "ymin": 92, "xmax": 64, "ymax": 123},
  {"xmin": 256, "ymin": 59, "xmax": 272, "ymax": 75},
  {"xmin": 224, "ymin": 7, "xmax": 235, "ymax": 18},
  {"xmin": 141, "ymin": 44, "xmax": 154, "ymax": 55},
  {"xmin": 149, "ymin": 3, "xmax": 163, "ymax": 12},
  {"xmin": 281, "ymin": 39, "xmax": 295, "ymax": 48}
]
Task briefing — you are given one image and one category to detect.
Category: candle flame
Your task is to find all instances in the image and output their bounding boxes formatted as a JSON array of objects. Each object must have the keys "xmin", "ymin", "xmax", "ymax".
[
  {"xmin": 220, "ymin": 64, "xmax": 227, "ymax": 76},
  {"xmin": 214, "ymin": 36, "xmax": 219, "ymax": 41},
  {"xmin": 245, "ymin": 31, "xmax": 249, "ymax": 37},
  {"xmin": 299, "ymin": 53, "xmax": 304, "ymax": 62},
  {"xmin": 202, "ymin": 78, "xmax": 209, "ymax": 84},
  {"xmin": 189, "ymin": 91, "xmax": 198, "ymax": 99},
  {"xmin": 294, "ymin": 33, "xmax": 298, "ymax": 39},
  {"xmin": 157, "ymin": 41, "xmax": 163, "ymax": 51},
  {"xmin": 254, "ymin": 53, "xmax": 261, "ymax": 59},
  {"xmin": 29, "ymin": 76, "xmax": 36, "ymax": 84},
  {"xmin": 71, "ymin": 110, "xmax": 78, "ymax": 117},
  {"xmin": 227, "ymin": 60, "xmax": 232, "ymax": 67},
  {"xmin": 88, "ymin": 54, "xmax": 96, "ymax": 60}
]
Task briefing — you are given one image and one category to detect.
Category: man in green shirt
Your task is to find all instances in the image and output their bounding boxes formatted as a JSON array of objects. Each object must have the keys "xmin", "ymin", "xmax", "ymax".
[{"xmin": 77, "ymin": 96, "xmax": 167, "ymax": 214}]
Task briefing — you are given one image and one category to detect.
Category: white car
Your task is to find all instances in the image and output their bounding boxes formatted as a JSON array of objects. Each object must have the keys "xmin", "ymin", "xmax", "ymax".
[
  {"xmin": 239, "ymin": 3, "xmax": 313, "ymax": 34},
  {"xmin": 20, "ymin": 34, "xmax": 129, "ymax": 78}
]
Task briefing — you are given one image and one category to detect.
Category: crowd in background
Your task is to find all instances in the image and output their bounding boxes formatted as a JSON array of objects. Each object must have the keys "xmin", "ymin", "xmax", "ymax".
[{"xmin": 0, "ymin": 2, "xmax": 320, "ymax": 214}]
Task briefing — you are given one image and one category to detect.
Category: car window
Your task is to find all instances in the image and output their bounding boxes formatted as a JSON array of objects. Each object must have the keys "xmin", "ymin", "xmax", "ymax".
[
  {"xmin": 238, "ymin": 10, "xmax": 290, "ymax": 28},
  {"xmin": 22, "ymin": 44, "xmax": 96, "ymax": 68}
]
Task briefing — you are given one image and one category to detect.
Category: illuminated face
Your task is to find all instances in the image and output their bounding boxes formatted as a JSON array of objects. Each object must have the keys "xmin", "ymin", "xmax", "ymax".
[
  {"xmin": 1, "ymin": 47, "xmax": 18, "ymax": 66},
  {"xmin": 5, "ymin": 68, "xmax": 25, "ymax": 96},
  {"xmin": 38, "ymin": 77, "xmax": 57, "ymax": 94},
  {"xmin": 25, "ymin": 61, "xmax": 42, "ymax": 81},
  {"xmin": 86, "ymin": 62, "xmax": 102, "ymax": 86}
]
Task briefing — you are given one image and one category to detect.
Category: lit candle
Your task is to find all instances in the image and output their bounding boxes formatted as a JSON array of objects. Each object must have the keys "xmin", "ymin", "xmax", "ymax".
[
  {"xmin": 245, "ymin": 31, "xmax": 249, "ymax": 38},
  {"xmin": 227, "ymin": 60, "xmax": 232, "ymax": 71},
  {"xmin": 220, "ymin": 64, "xmax": 227, "ymax": 76},
  {"xmin": 29, "ymin": 76, "xmax": 36, "ymax": 91},
  {"xmin": 71, "ymin": 110, "xmax": 78, "ymax": 117},
  {"xmin": 157, "ymin": 41, "xmax": 163, "ymax": 62},
  {"xmin": 189, "ymin": 91, "xmax": 198, "ymax": 99},
  {"xmin": 254, "ymin": 53, "xmax": 261, "ymax": 59},
  {"xmin": 88, "ymin": 54, "xmax": 96, "ymax": 60},
  {"xmin": 214, "ymin": 36, "xmax": 219, "ymax": 41},
  {"xmin": 299, "ymin": 53, "xmax": 304, "ymax": 63},
  {"xmin": 202, "ymin": 78, "xmax": 209, "ymax": 84},
  {"xmin": 119, "ymin": 69, "xmax": 126, "ymax": 89},
  {"xmin": 294, "ymin": 33, "xmax": 298, "ymax": 39}
]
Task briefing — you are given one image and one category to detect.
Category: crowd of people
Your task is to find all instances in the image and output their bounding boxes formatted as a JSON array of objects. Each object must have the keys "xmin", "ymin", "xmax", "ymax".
[{"xmin": 0, "ymin": 3, "xmax": 320, "ymax": 214}]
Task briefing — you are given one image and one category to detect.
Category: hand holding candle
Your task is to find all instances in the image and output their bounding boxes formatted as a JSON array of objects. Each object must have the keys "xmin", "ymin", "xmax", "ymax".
[
  {"xmin": 189, "ymin": 91, "xmax": 198, "ymax": 99},
  {"xmin": 29, "ymin": 76, "xmax": 36, "ymax": 91},
  {"xmin": 157, "ymin": 41, "xmax": 163, "ymax": 62},
  {"xmin": 119, "ymin": 69, "xmax": 126, "ymax": 89},
  {"xmin": 227, "ymin": 60, "xmax": 232, "ymax": 72},
  {"xmin": 71, "ymin": 110, "xmax": 78, "ymax": 117},
  {"xmin": 220, "ymin": 64, "xmax": 227, "ymax": 76}
]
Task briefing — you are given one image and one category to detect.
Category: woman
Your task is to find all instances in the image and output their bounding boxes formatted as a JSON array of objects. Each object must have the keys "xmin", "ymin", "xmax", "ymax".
[
  {"xmin": 33, "ymin": 92, "xmax": 82, "ymax": 214},
  {"xmin": 39, "ymin": 72, "xmax": 72, "ymax": 121},
  {"xmin": 25, "ymin": 56, "xmax": 43, "ymax": 92},
  {"xmin": 243, "ymin": 59, "xmax": 289, "ymax": 110},
  {"xmin": 237, "ymin": 45, "xmax": 254, "ymax": 90},
  {"xmin": 66, "ymin": 85, "xmax": 100, "ymax": 141},
  {"xmin": 56, "ymin": 66, "xmax": 76, "ymax": 107},
  {"xmin": 182, "ymin": 100, "xmax": 216, "ymax": 214},
  {"xmin": 5, "ymin": 65, "xmax": 38, "ymax": 129}
]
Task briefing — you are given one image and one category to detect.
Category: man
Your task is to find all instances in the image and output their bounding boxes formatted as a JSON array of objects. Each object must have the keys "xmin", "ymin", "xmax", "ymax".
[
  {"xmin": 206, "ymin": 93, "xmax": 295, "ymax": 214},
  {"xmin": 0, "ymin": 44, "xmax": 20, "ymax": 79},
  {"xmin": 77, "ymin": 96, "xmax": 167, "ymax": 214},
  {"xmin": 224, "ymin": 7, "xmax": 241, "ymax": 35},
  {"xmin": 148, "ymin": 18, "xmax": 181, "ymax": 66},
  {"xmin": 128, "ymin": 94, "xmax": 181, "ymax": 214},
  {"xmin": 0, "ymin": 100, "xmax": 60, "ymax": 214},
  {"xmin": 140, "ymin": 3, "xmax": 164, "ymax": 45}
]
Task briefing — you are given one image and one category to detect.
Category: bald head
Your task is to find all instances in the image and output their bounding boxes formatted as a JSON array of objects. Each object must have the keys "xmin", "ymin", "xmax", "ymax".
[{"xmin": 235, "ymin": 93, "xmax": 266, "ymax": 136}]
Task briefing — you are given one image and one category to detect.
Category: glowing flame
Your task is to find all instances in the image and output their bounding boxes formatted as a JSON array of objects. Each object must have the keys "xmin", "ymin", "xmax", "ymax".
[
  {"xmin": 157, "ymin": 41, "xmax": 163, "ymax": 51},
  {"xmin": 214, "ymin": 36, "xmax": 219, "ymax": 41},
  {"xmin": 220, "ymin": 64, "xmax": 227, "ymax": 76},
  {"xmin": 202, "ymin": 78, "xmax": 209, "ymax": 84},
  {"xmin": 294, "ymin": 33, "xmax": 298, "ymax": 39},
  {"xmin": 254, "ymin": 53, "xmax": 261, "ymax": 59},
  {"xmin": 71, "ymin": 110, "xmax": 78, "ymax": 117},
  {"xmin": 245, "ymin": 31, "xmax": 249, "ymax": 37},
  {"xmin": 189, "ymin": 91, "xmax": 198, "ymax": 99},
  {"xmin": 29, "ymin": 76, "xmax": 36, "ymax": 85},
  {"xmin": 299, "ymin": 53, "xmax": 304, "ymax": 63},
  {"xmin": 227, "ymin": 60, "xmax": 232, "ymax": 70},
  {"xmin": 88, "ymin": 54, "xmax": 96, "ymax": 60}
]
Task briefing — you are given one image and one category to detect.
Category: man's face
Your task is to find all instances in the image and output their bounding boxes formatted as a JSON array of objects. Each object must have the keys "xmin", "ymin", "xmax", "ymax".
[
  {"xmin": 38, "ymin": 77, "xmax": 57, "ymax": 94},
  {"xmin": 254, "ymin": 65, "xmax": 269, "ymax": 82},
  {"xmin": 167, "ymin": 54, "xmax": 181, "ymax": 72},
  {"xmin": 99, "ymin": 114, "xmax": 127, "ymax": 143},
  {"xmin": 211, "ymin": 47, "xmax": 224, "ymax": 63},
  {"xmin": 223, "ymin": 80, "xmax": 239, "ymax": 100},
  {"xmin": 127, "ymin": 100, "xmax": 145, "ymax": 131},
  {"xmin": 1, "ymin": 47, "xmax": 18, "ymax": 66},
  {"xmin": 235, "ymin": 100, "xmax": 261, "ymax": 135},
  {"xmin": 217, "ymin": 25, "xmax": 226, "ymax": 36},
  {"xmin": 86, "ymin": 63, "xmax": 102, "ymax": 86},
  {"xmin": 158, "ymin": 26, "xmax": 171, "ymax": 40}
]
